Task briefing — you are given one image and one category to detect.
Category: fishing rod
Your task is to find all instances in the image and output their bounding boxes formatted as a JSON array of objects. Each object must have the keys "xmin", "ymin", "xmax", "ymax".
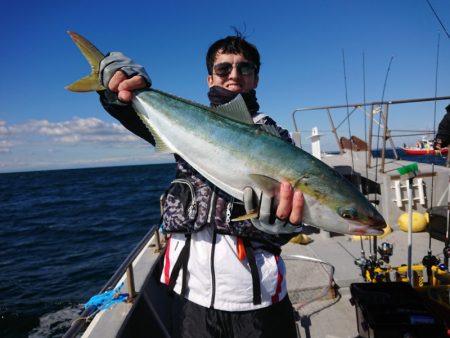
[
  {"xmin": 341, "ymin": 50, "xmax": 372, "ymax": 265},
  {"xmin": 371, "ymin": 56, "xmax": 394, "ymax": 263},
  {"xmin": 426, "ymin": 0, "xmax": 450, "ymax": 40},
  {"xmin": 422, "ymin": 33, "xmax": 441, "ymax": 279}
]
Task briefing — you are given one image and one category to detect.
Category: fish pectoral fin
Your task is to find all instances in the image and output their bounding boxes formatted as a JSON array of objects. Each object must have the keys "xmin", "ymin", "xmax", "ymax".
[
  {"xmin": 231, "ymin": 212, "xmax": 258, "ymax": 222},
  {"xmin": 292, "ymin": 174, "xmax": 309, "ymax": 187},
  {"xmin": 136, "ymin": 112, "xmax": 173, "ymax": 153},
  {"xmin": 212, "ymin": 95, "xmax": 254, "ymax": 125},
  {"xmin": 248, "ymin": 174, "xmax": 281, "ymax": 198}
]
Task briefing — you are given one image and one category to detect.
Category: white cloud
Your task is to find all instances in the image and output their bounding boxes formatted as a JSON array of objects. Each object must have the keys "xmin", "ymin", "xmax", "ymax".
[
  {"xmin": 0, "ymin": 139, "xmax": 12, "ymax": 153},
  {"xmin": 2, "ymin": 117, "xmax": 145, "ymax": 146},
  {"xmin": 0, "ymin": 117, "xmax": 170, "ymax": 173}
]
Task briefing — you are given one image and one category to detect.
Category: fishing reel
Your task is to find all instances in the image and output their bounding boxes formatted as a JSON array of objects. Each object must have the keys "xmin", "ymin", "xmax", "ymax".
[
  {"xmin": 377, "ymin": 242, "xmax": 394, "ymax": 264},
  {"xmin": 355, "ymin": 242, "xmax": 394, "ymax": 282}
]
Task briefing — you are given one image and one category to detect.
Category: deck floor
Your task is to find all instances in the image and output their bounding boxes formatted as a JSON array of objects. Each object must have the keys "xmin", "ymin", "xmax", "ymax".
[{"xmin": 283, "ymin": 229, "xmax": 446, "ymax": 338}]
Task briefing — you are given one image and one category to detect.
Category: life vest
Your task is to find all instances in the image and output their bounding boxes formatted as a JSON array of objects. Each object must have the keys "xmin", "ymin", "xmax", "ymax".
[{"xmin": 160, "ymin": 113, "xmax": 294, "ymax": 310}]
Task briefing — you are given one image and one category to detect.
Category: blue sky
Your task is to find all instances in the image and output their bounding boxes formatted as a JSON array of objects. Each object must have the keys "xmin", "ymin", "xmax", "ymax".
[{"xmin": 1, "ymin": 0, "xmax": 450, "ymax": 173}]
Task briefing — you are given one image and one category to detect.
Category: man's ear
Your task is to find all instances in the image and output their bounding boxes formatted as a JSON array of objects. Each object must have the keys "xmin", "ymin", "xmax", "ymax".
[
  {"xmin": 254, "ymin": 74, "xmax": 259, "ymax": 88},
  {"xmin": 207, "ymin": 75, "xmax": 214, "ymax": 88}
]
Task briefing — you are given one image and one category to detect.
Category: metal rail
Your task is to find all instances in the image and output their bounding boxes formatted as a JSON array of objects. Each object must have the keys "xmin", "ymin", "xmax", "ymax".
[
  {"xmin": 291, "ymin": 95, "xmax": 450, "ymax": 172},
  {"xmin": 63, "ymin": 224, "xmax": 161, "ymax": 338}
]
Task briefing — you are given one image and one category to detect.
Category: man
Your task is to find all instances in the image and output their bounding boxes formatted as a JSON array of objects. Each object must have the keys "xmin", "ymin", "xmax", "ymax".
[
  {"xmin": 99, "ymin": 33, "xmax": 304, "ymax": 337},
  {"xmin": 434, "ymin": 104, "xmax": 450, "ymax": 150}
]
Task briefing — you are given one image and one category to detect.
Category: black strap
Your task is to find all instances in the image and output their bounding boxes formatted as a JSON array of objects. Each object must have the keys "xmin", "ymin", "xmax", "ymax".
[
  {"xmin": 243, "ymin": 238, "xmax": 262, "ymax": 305},
  {"xmin": 209, "ymin": 227, "xmax": 218, "ymax": 308},
  {"xmin": 168, "ymin": 234, "xmax": 191, "ymax": 297},
  {"xmin": 229, "ymin": 200, "xmax": 247, "ymax": 219}
]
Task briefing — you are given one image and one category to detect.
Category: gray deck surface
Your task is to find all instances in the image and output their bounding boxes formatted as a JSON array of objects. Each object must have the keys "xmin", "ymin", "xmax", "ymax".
[{"xmin": 283, "ymin": 229, "xmax": 446, "ymax": 338}]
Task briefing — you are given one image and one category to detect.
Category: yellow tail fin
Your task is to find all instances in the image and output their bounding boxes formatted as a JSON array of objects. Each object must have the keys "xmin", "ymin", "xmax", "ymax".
[{"xmin": 65, "ymin": 31, "xmax": 105, "ymax": 92}]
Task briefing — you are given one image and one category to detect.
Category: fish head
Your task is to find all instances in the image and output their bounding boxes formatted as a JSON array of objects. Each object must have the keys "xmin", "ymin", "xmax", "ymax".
[
  {"xmin": 336, "ymin": 205, "xmax": 386, "ymax": 236},
  {"xmin": 298, "ymin": 172, "xmax": 387, "ymax": 236},
  {"xmin": 302, "ymin": 196, "xmax": 386, "ymax": 236}
]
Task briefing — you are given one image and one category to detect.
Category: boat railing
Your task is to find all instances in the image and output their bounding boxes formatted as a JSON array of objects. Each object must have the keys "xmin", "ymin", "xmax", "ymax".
[
  {"xmin": 63, "ymin": 222, "xmax": 163, "ymax": 338},
  {"xmin": 291, "ymin": 96, "xmax": 450, "ymax": 172}
]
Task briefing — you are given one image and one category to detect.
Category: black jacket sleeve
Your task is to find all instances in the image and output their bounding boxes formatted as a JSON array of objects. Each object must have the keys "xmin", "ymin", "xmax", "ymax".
[
  {"xmin": 99, "ymin": 90, "xmax": 155, "ymax": 146},
  {"xmin": 436, "ymin": 113, "xmax": 450, "ymax": 146}
]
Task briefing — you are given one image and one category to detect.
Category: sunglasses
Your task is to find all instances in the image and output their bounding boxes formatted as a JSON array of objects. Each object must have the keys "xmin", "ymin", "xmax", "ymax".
[{"xmin": 213, "ymin": 62, "xmax": 256, "ymax": 77}]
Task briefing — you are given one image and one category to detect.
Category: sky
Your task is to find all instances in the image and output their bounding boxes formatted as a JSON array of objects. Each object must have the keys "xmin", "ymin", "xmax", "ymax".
[{"xmin": 1, "ymin": 0, "xmax": 450, "ymax": 173}]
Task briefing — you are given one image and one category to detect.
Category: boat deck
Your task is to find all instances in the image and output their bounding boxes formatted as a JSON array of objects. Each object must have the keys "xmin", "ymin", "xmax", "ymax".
[{"xmin": 283, "ymin": 229, "xmax": 446, "ymax": 338}]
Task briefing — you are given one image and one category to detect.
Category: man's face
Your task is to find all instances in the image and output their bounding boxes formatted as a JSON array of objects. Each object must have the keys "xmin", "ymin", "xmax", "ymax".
[{"xmin": 207, "ymin": 51, "xmax": 259, "ymax": 93}]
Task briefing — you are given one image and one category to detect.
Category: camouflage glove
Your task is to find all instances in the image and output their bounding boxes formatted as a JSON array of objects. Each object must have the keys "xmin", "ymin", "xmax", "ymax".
[
  {"xmin": 243, "ymin": 187, "xmax": 303, "ymax": 235},
  {"xmin": 99, "ymin": 52, "xmax": 152, "ymax": 89}
]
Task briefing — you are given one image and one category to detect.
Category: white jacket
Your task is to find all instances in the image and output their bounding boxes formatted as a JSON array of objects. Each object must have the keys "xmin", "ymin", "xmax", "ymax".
[{"xmin": 160, "ymin": 227, "xmax": 287, "ymax": 311}]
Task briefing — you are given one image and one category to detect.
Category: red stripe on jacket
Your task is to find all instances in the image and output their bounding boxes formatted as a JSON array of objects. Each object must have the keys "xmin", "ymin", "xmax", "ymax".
[
  {"xmin": 163, "ymin": 236, "xmax": 172, "ymax": 284},
  {"xmin": 271, "ymin": 256, "xmax": 282, "ymax": 304}
]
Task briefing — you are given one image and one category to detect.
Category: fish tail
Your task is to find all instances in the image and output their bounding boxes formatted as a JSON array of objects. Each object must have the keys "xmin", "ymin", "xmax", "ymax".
[{"xmin": 65, "ymin": 31, "xmax": 105, "ymax": 92}]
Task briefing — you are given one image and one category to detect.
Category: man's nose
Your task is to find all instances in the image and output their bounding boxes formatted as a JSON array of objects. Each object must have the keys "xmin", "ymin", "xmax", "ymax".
[{"xmin": 228, "ymin": 65, "xmax": 240, "ymax": 78}]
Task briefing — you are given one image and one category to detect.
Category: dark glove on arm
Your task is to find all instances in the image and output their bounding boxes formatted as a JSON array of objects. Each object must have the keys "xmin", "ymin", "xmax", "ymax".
[
  {"xmin": 99, "ymin": 52, "xmax": 152, "ymax": 90},
  {"xmin": 243, "ymin": 187, "xmax": 303, "ymax": 235}
]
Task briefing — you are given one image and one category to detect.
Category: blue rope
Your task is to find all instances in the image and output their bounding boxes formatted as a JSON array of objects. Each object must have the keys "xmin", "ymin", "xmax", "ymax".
[{"xmin": 84, "ymin": 281, "xmax": 129, "ymax": 312}]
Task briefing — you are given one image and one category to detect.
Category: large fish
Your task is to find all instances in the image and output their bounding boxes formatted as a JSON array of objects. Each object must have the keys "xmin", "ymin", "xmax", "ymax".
[{"xmin": 66, "ymin": 31, "xmax": 386, "ymax": 236}]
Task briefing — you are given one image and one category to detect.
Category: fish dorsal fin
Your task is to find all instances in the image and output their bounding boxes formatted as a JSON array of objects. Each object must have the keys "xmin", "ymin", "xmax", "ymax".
[
  {"xmin": 136, "ymin": 112, "xmax": 173, "ymax": 153},
  {"xmin": 212, "ymin": 95, "xmax": 254, "ymax": 125},
  {"xmin": 248, "ymin": 174, "xmax": 281, "ymax": 198},
  {"xmin": 258, "ymin": 124, "xmax": 282, "ymax": 138}
]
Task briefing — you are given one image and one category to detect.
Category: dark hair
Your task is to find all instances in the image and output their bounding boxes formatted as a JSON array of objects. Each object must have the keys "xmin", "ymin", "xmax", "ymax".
[
  {"xmin": 446, "ymin": 104, "xmax": 450, "ymax": 113},
  {"xmin": 206, "ymin": 33, "xmax": 260, "ymax": 75}
]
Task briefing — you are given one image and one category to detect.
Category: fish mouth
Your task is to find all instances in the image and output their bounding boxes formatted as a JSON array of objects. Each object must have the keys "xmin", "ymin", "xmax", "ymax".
[
  {"xmin": 347, "ymin": 215, "xmax": 387, "ymax": 236},
  {"xmin": 368, "ymin": 213, "xmax": 387, "ymax": 229},
  {"xmin": 348, "ymin": 223, "xmax": 384, "ymax": 236}
]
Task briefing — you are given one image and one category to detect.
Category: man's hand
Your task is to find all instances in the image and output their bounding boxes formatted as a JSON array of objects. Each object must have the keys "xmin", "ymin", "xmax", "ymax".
[
  {"xmin": 276, "ymin": 181, "xmax": 304, "ymax": 225},
  {"xmin": 243, "ymin": 181, "xmax": 304, "ymax": 235},
  {"xmin": 99, "ymin": 52, "xmax": 151, "ymax": 103},
  {"xmin": 108, "ymin": 71, "xmax": 148, "ymax": 102}
]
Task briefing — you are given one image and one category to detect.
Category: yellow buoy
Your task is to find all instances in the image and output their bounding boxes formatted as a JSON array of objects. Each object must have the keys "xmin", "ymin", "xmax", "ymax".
[
  {"xmin": 398, "ymin": 212, "xmax": 428, "ymax": 232},
  {"xmin": 289, "ymin": 234, "xmax": 313, "ymax": 245}
]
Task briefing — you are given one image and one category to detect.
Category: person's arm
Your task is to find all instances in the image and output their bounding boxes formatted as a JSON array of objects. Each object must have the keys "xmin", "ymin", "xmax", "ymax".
[
  {"xmin": 98, "ymin": 52, "xmax": 155, "ymax": 145},
  {"xmin": 435, "ymin": 113, "xmax": 450, "ymax": 148}
]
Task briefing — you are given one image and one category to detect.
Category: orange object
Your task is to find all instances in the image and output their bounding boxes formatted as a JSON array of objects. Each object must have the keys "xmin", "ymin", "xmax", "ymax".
[{"xmin": 237, "ymin": 237, "xmax": 246, "ymax": 261}]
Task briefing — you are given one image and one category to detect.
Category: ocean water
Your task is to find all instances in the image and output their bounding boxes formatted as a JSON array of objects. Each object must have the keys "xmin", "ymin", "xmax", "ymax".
[
  {"xmin": 0, "ymin": 150, "xmax": 447, "ymax": 338},
  {"xmin": 0, "ymin": 163, "xmax": 175, "ymax": 338}
]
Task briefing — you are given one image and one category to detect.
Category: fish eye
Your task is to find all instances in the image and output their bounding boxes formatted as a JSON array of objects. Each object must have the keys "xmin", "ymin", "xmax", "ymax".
[{"xmin": 338, "ymin": 207, "xmax": 358, "ymax": 220}]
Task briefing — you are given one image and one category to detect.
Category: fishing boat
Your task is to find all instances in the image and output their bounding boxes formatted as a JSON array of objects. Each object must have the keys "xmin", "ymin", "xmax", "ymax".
[
  {"xmin": 64, "ymin": 95, "xmax": 450, "ymax": 338},
  {"xmin": 402, "ymin": 137, "xmax": 448, "ymax": 155}
]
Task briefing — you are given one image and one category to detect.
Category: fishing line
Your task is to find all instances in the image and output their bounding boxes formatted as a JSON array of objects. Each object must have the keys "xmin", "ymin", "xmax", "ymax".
[
  {"xmin": 425, "ymin": 0, "xmax": 450, "ymax": 40},
  {"xmin": 342, "ymin": 49, "xmax": 355, "ymax": 172}
]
